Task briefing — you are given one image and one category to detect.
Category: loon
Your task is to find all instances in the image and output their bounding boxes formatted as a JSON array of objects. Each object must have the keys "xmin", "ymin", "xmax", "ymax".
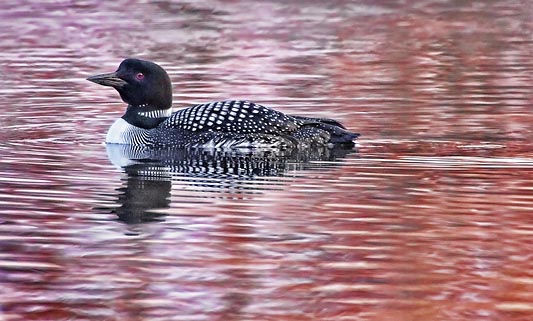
[{"xmin": 87, "ymin": 58, "xmax": 359, "ymax": 149}]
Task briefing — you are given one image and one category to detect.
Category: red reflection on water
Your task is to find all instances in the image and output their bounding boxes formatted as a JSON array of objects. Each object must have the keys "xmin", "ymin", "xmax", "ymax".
[{"xmin": 0, "ymin": 0, "xmax": 532, "ymax": 321}]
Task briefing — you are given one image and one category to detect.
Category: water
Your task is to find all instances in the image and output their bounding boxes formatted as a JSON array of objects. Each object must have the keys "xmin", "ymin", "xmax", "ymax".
[{"xmin": 1, "ymin": 1, "xmax": 532, "ymax": 320}]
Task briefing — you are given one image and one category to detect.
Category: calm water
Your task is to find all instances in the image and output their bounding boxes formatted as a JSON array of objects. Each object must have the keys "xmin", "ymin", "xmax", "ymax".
[{"xmin": 1, "ymin": 1, "xmax": 532, "ymax": 320}]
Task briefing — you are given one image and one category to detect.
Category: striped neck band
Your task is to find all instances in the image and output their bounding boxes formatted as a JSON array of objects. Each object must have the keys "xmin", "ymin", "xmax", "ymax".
[{"xmin": 137, "ymin": 108, "xmax": 172, "ymax": 119}]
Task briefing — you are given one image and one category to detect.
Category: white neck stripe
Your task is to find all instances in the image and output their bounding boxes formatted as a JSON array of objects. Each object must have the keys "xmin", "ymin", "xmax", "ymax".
[{"xmin": 138, "ymin": 108, "xmax": 172, "ymax": 119}]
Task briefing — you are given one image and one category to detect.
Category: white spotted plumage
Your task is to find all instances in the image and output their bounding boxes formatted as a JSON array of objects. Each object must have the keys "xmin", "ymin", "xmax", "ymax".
[{"xmin": 162, "ymin": 100, "xmax": 296, "ymax": 136}]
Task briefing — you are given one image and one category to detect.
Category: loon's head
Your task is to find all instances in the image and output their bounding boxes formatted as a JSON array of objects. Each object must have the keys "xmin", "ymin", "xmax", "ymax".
[{"xmin": 87, "ymin": 58, "xmax": 172, "ymax": 110}]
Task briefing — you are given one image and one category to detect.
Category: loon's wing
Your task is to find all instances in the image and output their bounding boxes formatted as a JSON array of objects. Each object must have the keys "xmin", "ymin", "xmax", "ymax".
[
  {"xmin": 290, "ymin": 115, "xmax": 360, "ymax": 144},
  {"xmin": 289, "ymin": 115, "xmax": 347, "ymax": 129},
  {"xmin": 160, "ymin": 100, "xmax": 301, "ymax": 135}
]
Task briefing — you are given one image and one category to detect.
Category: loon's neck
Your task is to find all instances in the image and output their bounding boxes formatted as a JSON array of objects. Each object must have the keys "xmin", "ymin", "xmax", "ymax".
[{"xmin": 121, "ymin": 104, "xmax": 172, "ymax": 129}]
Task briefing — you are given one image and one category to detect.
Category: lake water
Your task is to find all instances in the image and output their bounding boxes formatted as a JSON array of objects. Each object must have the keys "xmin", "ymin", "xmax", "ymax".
[{"xmin": 1, "ymin": 1, "xmax": 532, "ymax": 320}]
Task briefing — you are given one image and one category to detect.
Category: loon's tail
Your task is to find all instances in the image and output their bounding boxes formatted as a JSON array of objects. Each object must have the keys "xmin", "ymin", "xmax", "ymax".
[{"xmin": 292, "ymin": 115, "xmax": 360, "ymax": 145}]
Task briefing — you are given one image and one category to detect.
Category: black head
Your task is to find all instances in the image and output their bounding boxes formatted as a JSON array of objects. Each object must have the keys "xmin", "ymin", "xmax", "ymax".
[{"xmin": 87, "ymin": 58, "xmax": 172, "ymax": 110}]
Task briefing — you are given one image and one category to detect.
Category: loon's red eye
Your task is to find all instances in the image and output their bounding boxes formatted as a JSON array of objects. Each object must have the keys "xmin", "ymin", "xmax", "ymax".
[{"xmin": 135, "ymin": 72, "xmax": 144, "ymax": 80}]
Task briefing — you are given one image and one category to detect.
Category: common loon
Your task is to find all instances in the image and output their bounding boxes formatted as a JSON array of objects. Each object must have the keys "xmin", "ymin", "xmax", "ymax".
[{"xmin": 87, "ymin": 58, "xmax": 359, "ymax": 149}]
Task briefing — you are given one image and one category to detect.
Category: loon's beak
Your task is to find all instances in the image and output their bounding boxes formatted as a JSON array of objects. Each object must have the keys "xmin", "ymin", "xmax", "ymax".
[{"xmin": 87, "ymin": 72, "xmax": 128, "ymax": 88}]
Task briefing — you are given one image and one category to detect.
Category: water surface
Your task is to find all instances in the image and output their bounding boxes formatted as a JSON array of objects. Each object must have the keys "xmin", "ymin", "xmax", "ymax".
[{"xmin": 1, "ymin": 1, "xmax": 532, "ymax": 320}]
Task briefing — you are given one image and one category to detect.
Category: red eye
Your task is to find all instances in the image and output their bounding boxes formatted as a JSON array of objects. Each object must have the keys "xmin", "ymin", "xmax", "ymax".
[{"xmin": 135, "ymin": 73, "xmax": 144, "ymax": 80}]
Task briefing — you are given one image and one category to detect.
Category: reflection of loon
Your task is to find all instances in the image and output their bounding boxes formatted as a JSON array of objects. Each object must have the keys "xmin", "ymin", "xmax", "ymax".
[
  {"xmin": 87, "ymin": 58, "xmax": 359, "ymax": 148},
  {"xmin": 111, "ymin": 163, "xmax": 171, "ymax": 224},
  {"xmin": 102, "ymin": 145, "xmax": 355, "ymax": 224}
]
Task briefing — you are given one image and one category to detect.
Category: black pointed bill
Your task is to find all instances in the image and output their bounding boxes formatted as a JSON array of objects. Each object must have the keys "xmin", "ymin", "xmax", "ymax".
[{"xmin": 87, "ymin": 72, "xmax": 128, "ymax": 88}]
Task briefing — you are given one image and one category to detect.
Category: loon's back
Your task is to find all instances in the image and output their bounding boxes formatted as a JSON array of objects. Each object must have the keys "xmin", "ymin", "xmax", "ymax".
[
  {"xmin": 87, "ymin": 59, "xmax": 360, "ymax": 149},
  {"xmin": 148, "ymin": 100, "xmax": 357, "ymax": 148}
]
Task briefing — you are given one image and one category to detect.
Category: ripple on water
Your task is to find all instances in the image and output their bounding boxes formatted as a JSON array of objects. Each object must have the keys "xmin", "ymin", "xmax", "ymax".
[{"xmin": 1, "ymin": 0, "xmax": 533, "ymax": 320}]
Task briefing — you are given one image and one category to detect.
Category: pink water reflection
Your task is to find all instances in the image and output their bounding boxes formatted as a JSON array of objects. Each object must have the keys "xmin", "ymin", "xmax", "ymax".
[{"xmin": 0, "ymin": 1, "xmax": 532, "ymax": 320}]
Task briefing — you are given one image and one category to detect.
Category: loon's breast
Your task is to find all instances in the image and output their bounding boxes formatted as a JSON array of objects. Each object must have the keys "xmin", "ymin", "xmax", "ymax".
[{"xmin": 106, "ymin": 118, "xmax": 149, "ymax": 145}]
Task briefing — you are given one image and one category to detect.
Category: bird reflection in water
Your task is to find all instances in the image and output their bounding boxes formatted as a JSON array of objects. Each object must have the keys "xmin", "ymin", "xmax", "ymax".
[{"xmin": 100, "ymin": 145, "xmax": 356, "ymax": 224}]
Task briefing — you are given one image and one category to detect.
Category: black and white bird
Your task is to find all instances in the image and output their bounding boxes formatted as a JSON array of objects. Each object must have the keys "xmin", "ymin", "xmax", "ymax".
[{"xmin": 87, "ymin": 58, "xmax": 359, "ymax": 149}]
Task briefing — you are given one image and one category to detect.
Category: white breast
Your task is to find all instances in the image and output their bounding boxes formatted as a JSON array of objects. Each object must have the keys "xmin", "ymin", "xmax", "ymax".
[{"xmin": 106, "ymin": 118, "xmax": 148, "ymax": 144}]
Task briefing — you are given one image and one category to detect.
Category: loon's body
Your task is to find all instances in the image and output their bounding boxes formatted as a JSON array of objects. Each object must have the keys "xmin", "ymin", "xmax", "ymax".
[{"xmin": 88, "ymin": 59, "xmax": 359, "ymax": 149}]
